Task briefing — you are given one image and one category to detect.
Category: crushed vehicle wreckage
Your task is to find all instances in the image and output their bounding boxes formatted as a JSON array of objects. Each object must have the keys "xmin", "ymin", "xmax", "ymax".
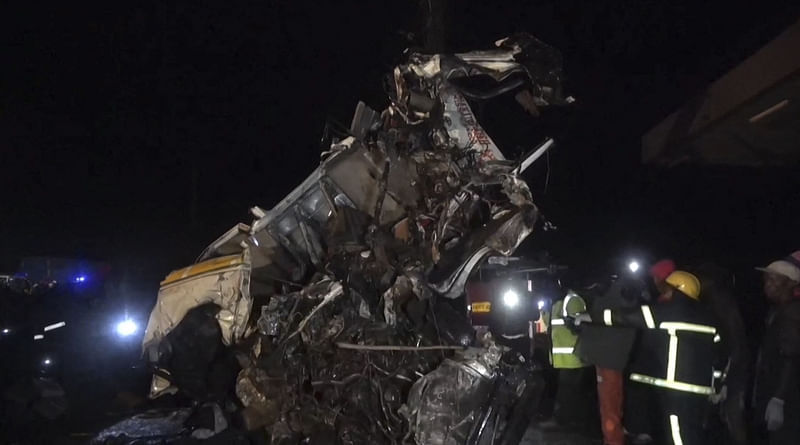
[{"xmin": 131, "ymin": 33, "xmax": 569, "ymax": 445}]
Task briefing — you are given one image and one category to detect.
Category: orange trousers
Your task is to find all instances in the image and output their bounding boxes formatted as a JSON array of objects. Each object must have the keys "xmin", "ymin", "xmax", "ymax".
[{"xmin": 596, "ymin": 366, "xmax": 625, "ymax": 445}]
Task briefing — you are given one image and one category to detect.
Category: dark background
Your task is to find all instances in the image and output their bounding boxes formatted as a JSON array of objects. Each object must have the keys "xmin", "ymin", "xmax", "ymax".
[{"xmin": 1, "ymin": 0, "xmax": 799, "ymax": 288}]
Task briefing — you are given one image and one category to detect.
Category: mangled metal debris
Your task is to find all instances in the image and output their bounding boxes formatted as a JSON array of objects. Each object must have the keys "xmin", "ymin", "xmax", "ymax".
[
  {"xmin": 142, "ymin": 252, "xmax": 253, "ymax": 352},
  {"xmin": 401, "ymin": 334, "xmax": 503, "ymax": 445},
  {"xmin": 140, "ymin": 33, "xmax": 568, "ymax": 444}
]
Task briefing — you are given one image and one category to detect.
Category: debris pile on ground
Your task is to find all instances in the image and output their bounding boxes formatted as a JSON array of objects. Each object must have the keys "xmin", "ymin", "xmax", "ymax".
[{"xmin": 136, "ymin": 34, "xmax": 567, "ymax": 444}]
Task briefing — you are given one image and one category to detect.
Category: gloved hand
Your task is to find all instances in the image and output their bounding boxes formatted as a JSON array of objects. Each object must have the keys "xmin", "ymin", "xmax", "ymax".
[
  {"xmin": 709, "ymin": 384, "xmax": 727, "ymax": 404},
  {"xmin": 573, "ymin": 313, "xmax": 592, "ymax": 326},
  {"xmin": 765, "ymin": 397, "xmax": 785, "ymax": 431}
]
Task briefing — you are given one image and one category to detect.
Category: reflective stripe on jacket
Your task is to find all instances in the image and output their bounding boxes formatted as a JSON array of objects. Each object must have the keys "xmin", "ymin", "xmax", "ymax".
[{"xmin": 601, "ymin": 293, "xmax": 721, "ymax": 395}]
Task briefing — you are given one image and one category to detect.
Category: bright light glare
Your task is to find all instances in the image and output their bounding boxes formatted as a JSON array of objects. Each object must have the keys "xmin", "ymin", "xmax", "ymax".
[
  {"xmin": 503, "ymin": 289, "xmax": 520, "ymax": 308},
  {"xmin": 116, "ymin": 319, "xmax": 138, "ymax": 337},
  {"xmin": 537, "ymin": 300, "xmax": 545, "ymax": 310},
  {"xmin": 1, "ymin": 328, "xmax": 9, "ymax": 335},
  {"xmin": 74, "ymin": 276, "xmax": 86, "ymax": 283},
  {"xmin": 43, "ymin": 358, "xmax": 52, "ymax": 366},
  {"xmin": 44, "ymin": 321, "xmax": 66, "ymax": 332},
  {"xmin": 628, "ymin": 261, "xmax": 640, "ymax": 273},
  {"xmin": 467, "ymin": 304, "xmax": 472, "ymax": 312}
]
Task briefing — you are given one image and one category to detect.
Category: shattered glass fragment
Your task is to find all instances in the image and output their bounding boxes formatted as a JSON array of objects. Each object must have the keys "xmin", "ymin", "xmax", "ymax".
[{"xmin": 257, "ymin": 294, "xmax": 293, "ymax": 337}]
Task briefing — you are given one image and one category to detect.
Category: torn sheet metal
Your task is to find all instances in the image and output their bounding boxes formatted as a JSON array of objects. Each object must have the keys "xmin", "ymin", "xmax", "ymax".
[
  {"xmin": 148, "ymin": 371, "xmax": 177, "ymax": 398},
  {"xmin": 91, "ymin": 408, "xmax": 193, "ymax": 444},
  {"xmin": 441, "ymin": 87, "xmax": 505, "ymax": 162},
  {"xmin": 196, "ymin": 223, "xmax": 251, "ymax": 262},
  {"xmin": 286, "ymin": 278, "xmax": 343, "ymax": 341},
  {"xmin": 235, "ymin": 367, "xmax": 283, "ymax": 429},
  {"xmin": 516, "ymin": 137, "xmax": 555, "ymax": 174},
  {"xmin": 401, "ymin": 340, "xmax": 503, "ymax": 445},
  {"xmin": 142, "ymin": 251, "xmax": 252, "ymax": 354},
  {"xmin": 403, "ymin": 359, "xmax": 493, "ymax": 445},
  {"xmin": 393, "ymin": 33, "xmax": 566, "ymax": 116},
  {"xmin": 486, "ymin": 209, "xmax": 538, "ymax": 256}
]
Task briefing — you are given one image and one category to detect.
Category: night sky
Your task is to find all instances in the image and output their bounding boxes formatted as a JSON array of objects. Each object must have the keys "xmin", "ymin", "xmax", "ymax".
[{"xmin": 2, "ymin": 1, "xmax": 799, "ymax": 287}]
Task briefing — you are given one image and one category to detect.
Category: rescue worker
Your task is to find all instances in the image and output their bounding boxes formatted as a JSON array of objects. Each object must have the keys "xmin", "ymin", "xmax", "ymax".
[
  {"xmin": 578, "ymin": 274, "xmax": 644, "ymax": 445},
  {"xmin": 623, "ymin": 258, "xmax": 676, "ymax": 444},
  {"xmin": 579, "ymin": 271, "xmax": 721, "ymax": 445},
  {"xmin": 753, "ymin": 260, "xmax": 800, "ymax": 444},
  {"xmin": 545, "ymin": 289, "xmax": 594, "ymax": 430},
  {"xmin": 575, "ymin": 259, "xmax": 660, "ymax": 445}
]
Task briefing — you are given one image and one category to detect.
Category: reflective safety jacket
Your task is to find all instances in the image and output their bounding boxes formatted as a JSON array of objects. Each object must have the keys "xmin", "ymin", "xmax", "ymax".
[
  {"xmin": 550, "ymin": 292, "xmax": 589, "ymax": 369},
  {"xmin": 600, "ymin": 292, "xmax": 721, "ymax": 395}
]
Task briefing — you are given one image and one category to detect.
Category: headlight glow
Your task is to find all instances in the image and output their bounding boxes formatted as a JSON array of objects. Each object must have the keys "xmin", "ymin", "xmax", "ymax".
[
  {"xmin": 116, "ymin": 319, "xmax": 138, "ymax": 337},
  {"xmin": 503, "ymin": 289, "xmax": 520, "ymax": 308},
  {"xmin": 628, "ymin": 261, "xmax": 640, "ymax": 273}
]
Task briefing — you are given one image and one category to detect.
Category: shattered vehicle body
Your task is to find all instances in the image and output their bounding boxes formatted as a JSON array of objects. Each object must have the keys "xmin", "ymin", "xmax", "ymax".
[{"xmin": 138, "ymin": 34, "xmax": 567, "ymax": 445}]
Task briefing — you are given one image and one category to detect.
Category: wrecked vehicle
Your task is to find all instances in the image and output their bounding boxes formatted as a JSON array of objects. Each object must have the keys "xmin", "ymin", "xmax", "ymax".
[{"xmin": 136, "ymin": 33, "xmax": 568, "ymax": 444}]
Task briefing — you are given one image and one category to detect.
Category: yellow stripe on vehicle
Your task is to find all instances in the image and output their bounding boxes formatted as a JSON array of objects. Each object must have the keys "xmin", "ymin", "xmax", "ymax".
[{"xmin": 161, "ymin": 254, "xmax": 244, "ymax": 286}]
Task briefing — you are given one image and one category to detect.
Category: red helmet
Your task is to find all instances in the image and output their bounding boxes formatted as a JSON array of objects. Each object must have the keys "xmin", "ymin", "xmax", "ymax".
[{"xmin": 650, "ymin": 259, "xmax": 676, "ymax": 283}]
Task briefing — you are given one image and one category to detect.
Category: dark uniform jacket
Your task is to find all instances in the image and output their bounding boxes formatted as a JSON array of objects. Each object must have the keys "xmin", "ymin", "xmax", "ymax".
[
  {"xmin": 598, "ymin": 292, "xmax": 721, "ymax": 396},
  {"xmin": 575, "ymin": 277, "xmax": 642, "ymax": 370},
  {"xmin": 753, "ymin": 300, "xmax": 800, "ymax": 413}
]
